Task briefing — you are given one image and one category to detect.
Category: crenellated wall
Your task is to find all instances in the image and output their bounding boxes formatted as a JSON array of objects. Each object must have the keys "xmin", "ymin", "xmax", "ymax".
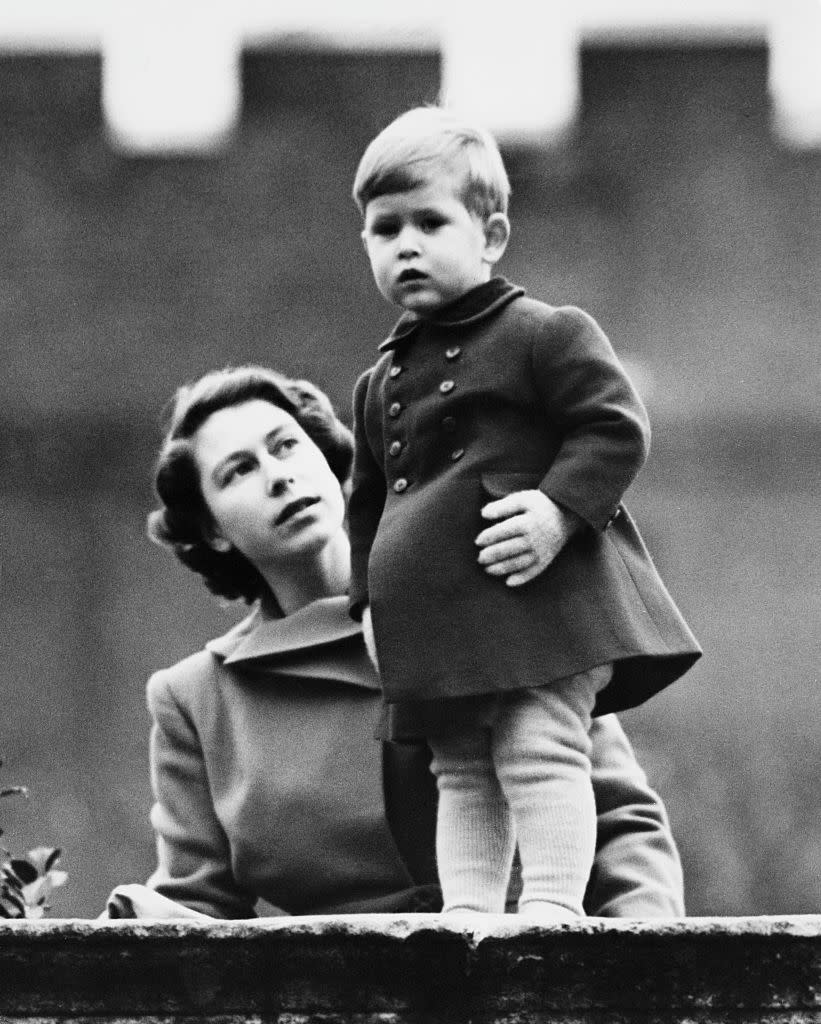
[{"xmin": 0, "ymin": 915, "xmax": 819, "ymax": 1022}]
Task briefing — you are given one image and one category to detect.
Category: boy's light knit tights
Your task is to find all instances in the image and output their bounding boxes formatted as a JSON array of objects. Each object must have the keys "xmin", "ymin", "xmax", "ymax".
[
  {"xmin": 432, "ymin": 768, "xmax": 516, "ymax": 914},
  {"xmin": 429, "ymin": 665, "xmax": 611, "ymax": 917}
]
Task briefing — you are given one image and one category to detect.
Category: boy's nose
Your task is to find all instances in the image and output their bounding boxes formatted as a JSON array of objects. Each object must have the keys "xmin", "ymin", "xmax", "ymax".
[{"xmin": 397, "ymin": 226, "xmax": 420, "ymax": 257}]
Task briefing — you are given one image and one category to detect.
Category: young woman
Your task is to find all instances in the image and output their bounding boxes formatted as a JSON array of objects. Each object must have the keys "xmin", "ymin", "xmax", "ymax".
[{"xmin": 108, "ymin": 365, "xmax": 684, "ymax": 918}]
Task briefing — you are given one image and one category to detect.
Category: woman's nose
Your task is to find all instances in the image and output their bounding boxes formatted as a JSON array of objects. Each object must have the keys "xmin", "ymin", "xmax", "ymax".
[{"xmin": 261, "ymin": 455, "xmax": 292, "ymax": 496}]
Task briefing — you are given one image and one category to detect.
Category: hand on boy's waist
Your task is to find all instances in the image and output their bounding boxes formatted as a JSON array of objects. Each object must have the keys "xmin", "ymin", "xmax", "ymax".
[{"xmin": 475, "ymin": 490, "xmax": 583, "ymax": 588}]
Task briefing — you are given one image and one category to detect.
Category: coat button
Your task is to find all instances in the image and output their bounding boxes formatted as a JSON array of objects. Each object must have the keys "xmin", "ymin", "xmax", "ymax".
[
  {"xmin": 439, "ymin": 380, "xmax": 455, "ymax": 394},
  {"xmin": 389, "ymin": 364, "xmax": 403, "ymax": 378},
  {"xmin": 393, "ymin": 477, "xmax": 408, "ymax": 493},
  {"xmin": 445, "ymin": 346, "xmax": 461, "ymax": 360},
  {"xmin": 450, "ymin": 448, "xmax": 465, "ymax": 461},
  {"xmin": 388, "ymin": 401, "xmax": 402, "ymax": 417},
  {"xmin": 441, "ymin": 415, "xmax": 456, "ymax": 433},
  {"xmin": 389, "ymin": 440, "xmax": 403, "ymax": 457}
]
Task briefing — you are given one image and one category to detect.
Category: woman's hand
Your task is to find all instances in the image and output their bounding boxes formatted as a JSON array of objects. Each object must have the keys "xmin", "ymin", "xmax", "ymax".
[
  {"xmin": 361, "ymin": 605, "xmax": 380, "ymax": 671},
  {"xmin": 475, "ymin": 489, "xmax": 583, "ymax": 587}
]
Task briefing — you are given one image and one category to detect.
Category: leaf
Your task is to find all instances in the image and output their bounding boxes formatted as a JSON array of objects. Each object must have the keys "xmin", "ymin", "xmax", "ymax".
[
  {"xmin": 44, "ymin": 848, "xmax": 62, "ymax": 872},
  {"xmin": 1, "ymin": 867, "xmax": 24, "ymax": 891},
  {"xmin": 26, "ymin": 847, "xmax": 60, "ymax": 874},
  {"xmin": 8, "ymin": 859, "xmax": 38, "ymax": 885},
  {"xmin": 0, "ymin": 787, "xmax": 28, "ymax": 799},
  {"xmin": 0, "ymin": 888, "xmax": 25, "ymax": 915}
]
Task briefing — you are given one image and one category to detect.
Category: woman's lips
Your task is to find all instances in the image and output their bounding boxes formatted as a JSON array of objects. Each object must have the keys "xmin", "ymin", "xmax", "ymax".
[{"xmin": 275, "ymin": 496, "xmax": 320, "ymax": 525}]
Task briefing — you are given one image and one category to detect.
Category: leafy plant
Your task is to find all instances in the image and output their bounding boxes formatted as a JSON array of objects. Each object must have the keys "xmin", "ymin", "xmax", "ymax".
[{"xmin": 1, "ymin": 759, "xmax": 67, "ymax": 919}]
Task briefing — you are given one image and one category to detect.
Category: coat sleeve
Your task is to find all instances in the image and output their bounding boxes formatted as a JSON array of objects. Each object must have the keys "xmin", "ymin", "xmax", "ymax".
[
  {"xmin": 145, "ymin": 671, "xmax": 258, "ymax": 919},
  {"xmin": 531, "ymin": 306, "xmax": 651, "ymax": 531},
  {"xmin": 348, "ymin": 367, "xmax": 387, "ymax": 619},
  {"xmin": 586, "ymin": 715, "xmax": 685, "ymax": 917}
]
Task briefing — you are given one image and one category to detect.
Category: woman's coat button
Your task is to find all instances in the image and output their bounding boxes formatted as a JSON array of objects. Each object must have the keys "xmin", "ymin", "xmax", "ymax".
[
  {"xmin": 389, "ymin": 440, "xmax": 403, "ymax": 457},
  {"xmin": 393, "ymin": 478, "xmax": 409, "ymax": 493},
  {"xmin": 388, "ymin": 401, "xmax": 403, "ymax": 417},
  {"xmin": 439, "ymin": 380, "xmax": 455, "ymax": 394},
  {"xmin": 445, "ymin": 346, "xmax": 461, "ymax": 360},
  {"xmin": 450, "ymin": 448, "xmax": 465, "ymax": 462},
  {"xmin": 389, "ymin": 364, "xmax": 403, "ymax": 378}
]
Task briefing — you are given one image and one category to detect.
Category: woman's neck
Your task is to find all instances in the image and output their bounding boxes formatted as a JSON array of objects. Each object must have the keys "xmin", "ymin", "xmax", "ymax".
[{"xmin": 263, "ymin": 530, "xmax": 351, "ymax": 617}]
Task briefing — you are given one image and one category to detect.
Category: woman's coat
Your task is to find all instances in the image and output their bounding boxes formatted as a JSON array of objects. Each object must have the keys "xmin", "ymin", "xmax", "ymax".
[
  {"xmin": 144, "ymin": 596, "xmax": 684, "ymax": 918},
  {"xmin": 349, "ymin": 277, "xmax": 701, "ymax": 715}
]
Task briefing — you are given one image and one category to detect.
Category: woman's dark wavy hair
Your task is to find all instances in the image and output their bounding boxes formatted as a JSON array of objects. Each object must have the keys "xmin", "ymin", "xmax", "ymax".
[{"xmin": 147, "ymin": 365, "xmax": 354, "ymax": 604}]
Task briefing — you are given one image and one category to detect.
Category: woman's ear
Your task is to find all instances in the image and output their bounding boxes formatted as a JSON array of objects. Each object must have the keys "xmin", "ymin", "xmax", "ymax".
[
  {"xmin": 205, "ymin": 527, "xmax": 232, "ymax": 554},
  {"xmin": 483, "ymin": 213, "xmax": 511, "ymax": 266}
]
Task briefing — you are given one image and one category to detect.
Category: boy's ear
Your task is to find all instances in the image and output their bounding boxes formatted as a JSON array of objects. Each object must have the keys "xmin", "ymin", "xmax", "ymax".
[{"xmin": 483, "ymin": 213, "xmax": 510, "ymax": 265}]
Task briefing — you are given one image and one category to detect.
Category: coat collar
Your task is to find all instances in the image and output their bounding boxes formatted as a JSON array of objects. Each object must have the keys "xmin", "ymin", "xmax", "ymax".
[
  {"xmin": 205, "ymin": 595, "xmax": 380, "ymax": 691},
  {"xmin": 378, "ymin": 276, "xmax": 525, "ymax": 351}
]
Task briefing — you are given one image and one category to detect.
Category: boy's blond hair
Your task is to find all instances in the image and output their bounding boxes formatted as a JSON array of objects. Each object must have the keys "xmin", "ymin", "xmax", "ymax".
[{"xmin": 352, "ymin": 106, "xmax": 511, "ymax": 221}]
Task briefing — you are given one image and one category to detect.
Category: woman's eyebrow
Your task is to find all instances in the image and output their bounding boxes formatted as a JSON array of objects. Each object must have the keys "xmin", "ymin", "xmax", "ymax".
[
  {"xmin": 212, "ymin": 425, "xmax": 292, "ymax": 479},
  {"xmin": 211, "ymin": 449, "xmax": 247, "ymax": 483}
]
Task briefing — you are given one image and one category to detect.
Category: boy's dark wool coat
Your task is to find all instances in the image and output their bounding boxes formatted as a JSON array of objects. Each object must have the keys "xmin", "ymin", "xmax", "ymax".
[{"xmin": 349, "ymin": 277, "xmax": 701, "ymax": 721}]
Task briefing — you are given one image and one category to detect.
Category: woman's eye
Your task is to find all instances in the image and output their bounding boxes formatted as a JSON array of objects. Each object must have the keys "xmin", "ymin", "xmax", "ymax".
[
  {"xmin": 273, "ymin": 437, "xmax": 299, "ymax": 456},
  {"xmin": 223, "ymin": 459, "xmax": 252, "ymax": 483}
]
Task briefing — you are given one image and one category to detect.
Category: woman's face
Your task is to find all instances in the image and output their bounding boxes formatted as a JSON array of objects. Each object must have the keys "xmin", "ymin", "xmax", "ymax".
[{"xmin": 193, "ymin": 399, "xmax": 346, "ymax": 573}]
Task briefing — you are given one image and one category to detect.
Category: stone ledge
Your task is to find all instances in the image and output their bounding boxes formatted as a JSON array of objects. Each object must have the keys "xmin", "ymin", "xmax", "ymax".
[{"xmin": 0, "ymin": 914, "xmax": 819, "ymax": 1023}]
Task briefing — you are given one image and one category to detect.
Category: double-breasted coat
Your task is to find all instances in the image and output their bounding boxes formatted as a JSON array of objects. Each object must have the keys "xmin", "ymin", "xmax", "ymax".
[
  {"xmin": 349, "ymin": 277, "xmax": 701, "ymax": 723},
  {"xmin": 143, "ymin": 595, "xmax": 685, "ymax": 917}
]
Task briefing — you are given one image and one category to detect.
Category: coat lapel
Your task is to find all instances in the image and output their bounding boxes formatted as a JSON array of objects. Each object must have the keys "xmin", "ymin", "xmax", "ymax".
[
  {"xmin": 378, "ymin": 277, "xmax": 524, "ymax": 352},
  {"xmin": 206, "ymin": 596, "xmax": 381, "ymax": 691}
]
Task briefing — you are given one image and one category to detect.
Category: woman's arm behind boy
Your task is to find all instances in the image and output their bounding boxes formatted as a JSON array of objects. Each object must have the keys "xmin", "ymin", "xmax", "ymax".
[{"xmin": 585, "ymin": 715, "xmax": 685, "ymax": 917}]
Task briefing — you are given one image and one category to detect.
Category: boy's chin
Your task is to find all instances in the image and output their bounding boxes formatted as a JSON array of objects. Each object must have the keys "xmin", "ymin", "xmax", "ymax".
[{"xmin": 392, "ymin": 290, "xmax": 449, "ymax": 317}]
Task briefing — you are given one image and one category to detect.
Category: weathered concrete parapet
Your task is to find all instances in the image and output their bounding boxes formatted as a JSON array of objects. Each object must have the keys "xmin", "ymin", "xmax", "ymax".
[{"xmin": 0, "ymin": 914, "xmax": 819, "ymax": 1022}]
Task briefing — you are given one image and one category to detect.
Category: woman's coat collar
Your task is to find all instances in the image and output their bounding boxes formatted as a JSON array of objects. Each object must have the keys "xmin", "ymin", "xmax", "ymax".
[
  {"xmin": 206, "ymin": 595, "xmax": 379, "ymax": 690},
  {"xmin": 378, "ymin": 276, "xmax": 525, "ymax": 351}
]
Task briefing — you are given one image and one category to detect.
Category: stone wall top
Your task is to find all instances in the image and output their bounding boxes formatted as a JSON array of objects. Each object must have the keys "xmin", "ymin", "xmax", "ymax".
[{"xmin": 0, "ymin": 913, "xmax": 819, "ymax": 1022}]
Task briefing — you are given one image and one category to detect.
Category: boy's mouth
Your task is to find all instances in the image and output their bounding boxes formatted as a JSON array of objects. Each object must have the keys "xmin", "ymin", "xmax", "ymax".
[{"xmin": 397, "ymin": 269, "xmax": 427, "ymax": 283}]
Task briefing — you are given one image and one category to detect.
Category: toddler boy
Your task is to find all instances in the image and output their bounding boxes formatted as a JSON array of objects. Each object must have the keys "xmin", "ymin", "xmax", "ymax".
[{"xmin": 348, "ymin": 106, "xmax": 700, "ymax": 918}]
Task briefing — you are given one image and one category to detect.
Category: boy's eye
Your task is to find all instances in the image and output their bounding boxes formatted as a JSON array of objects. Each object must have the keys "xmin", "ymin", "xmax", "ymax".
[
  {"xmin": 420, "ymin": 216, "xmax": 446, "ymax": 232},
  {"xmin": 371, "ymin": 220, "xmax": 398, "ymax": 238}
]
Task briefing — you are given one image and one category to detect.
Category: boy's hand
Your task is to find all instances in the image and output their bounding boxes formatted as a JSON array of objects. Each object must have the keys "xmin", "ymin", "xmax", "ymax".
[{"xmin": 476, "ymin": 490, "xmax": 583, "ymax": 587}]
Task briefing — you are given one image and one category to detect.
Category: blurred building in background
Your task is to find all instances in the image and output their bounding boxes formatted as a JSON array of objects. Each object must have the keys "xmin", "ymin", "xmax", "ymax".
[{"xmin": 1, "ymin": 1, "xmax": 819, "ymax": 917}]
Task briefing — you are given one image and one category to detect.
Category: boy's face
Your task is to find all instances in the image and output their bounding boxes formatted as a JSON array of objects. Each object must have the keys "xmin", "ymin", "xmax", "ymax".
[{"xmin": 361, "ymin": 177, "xmax": 509, "ymax": 317}]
